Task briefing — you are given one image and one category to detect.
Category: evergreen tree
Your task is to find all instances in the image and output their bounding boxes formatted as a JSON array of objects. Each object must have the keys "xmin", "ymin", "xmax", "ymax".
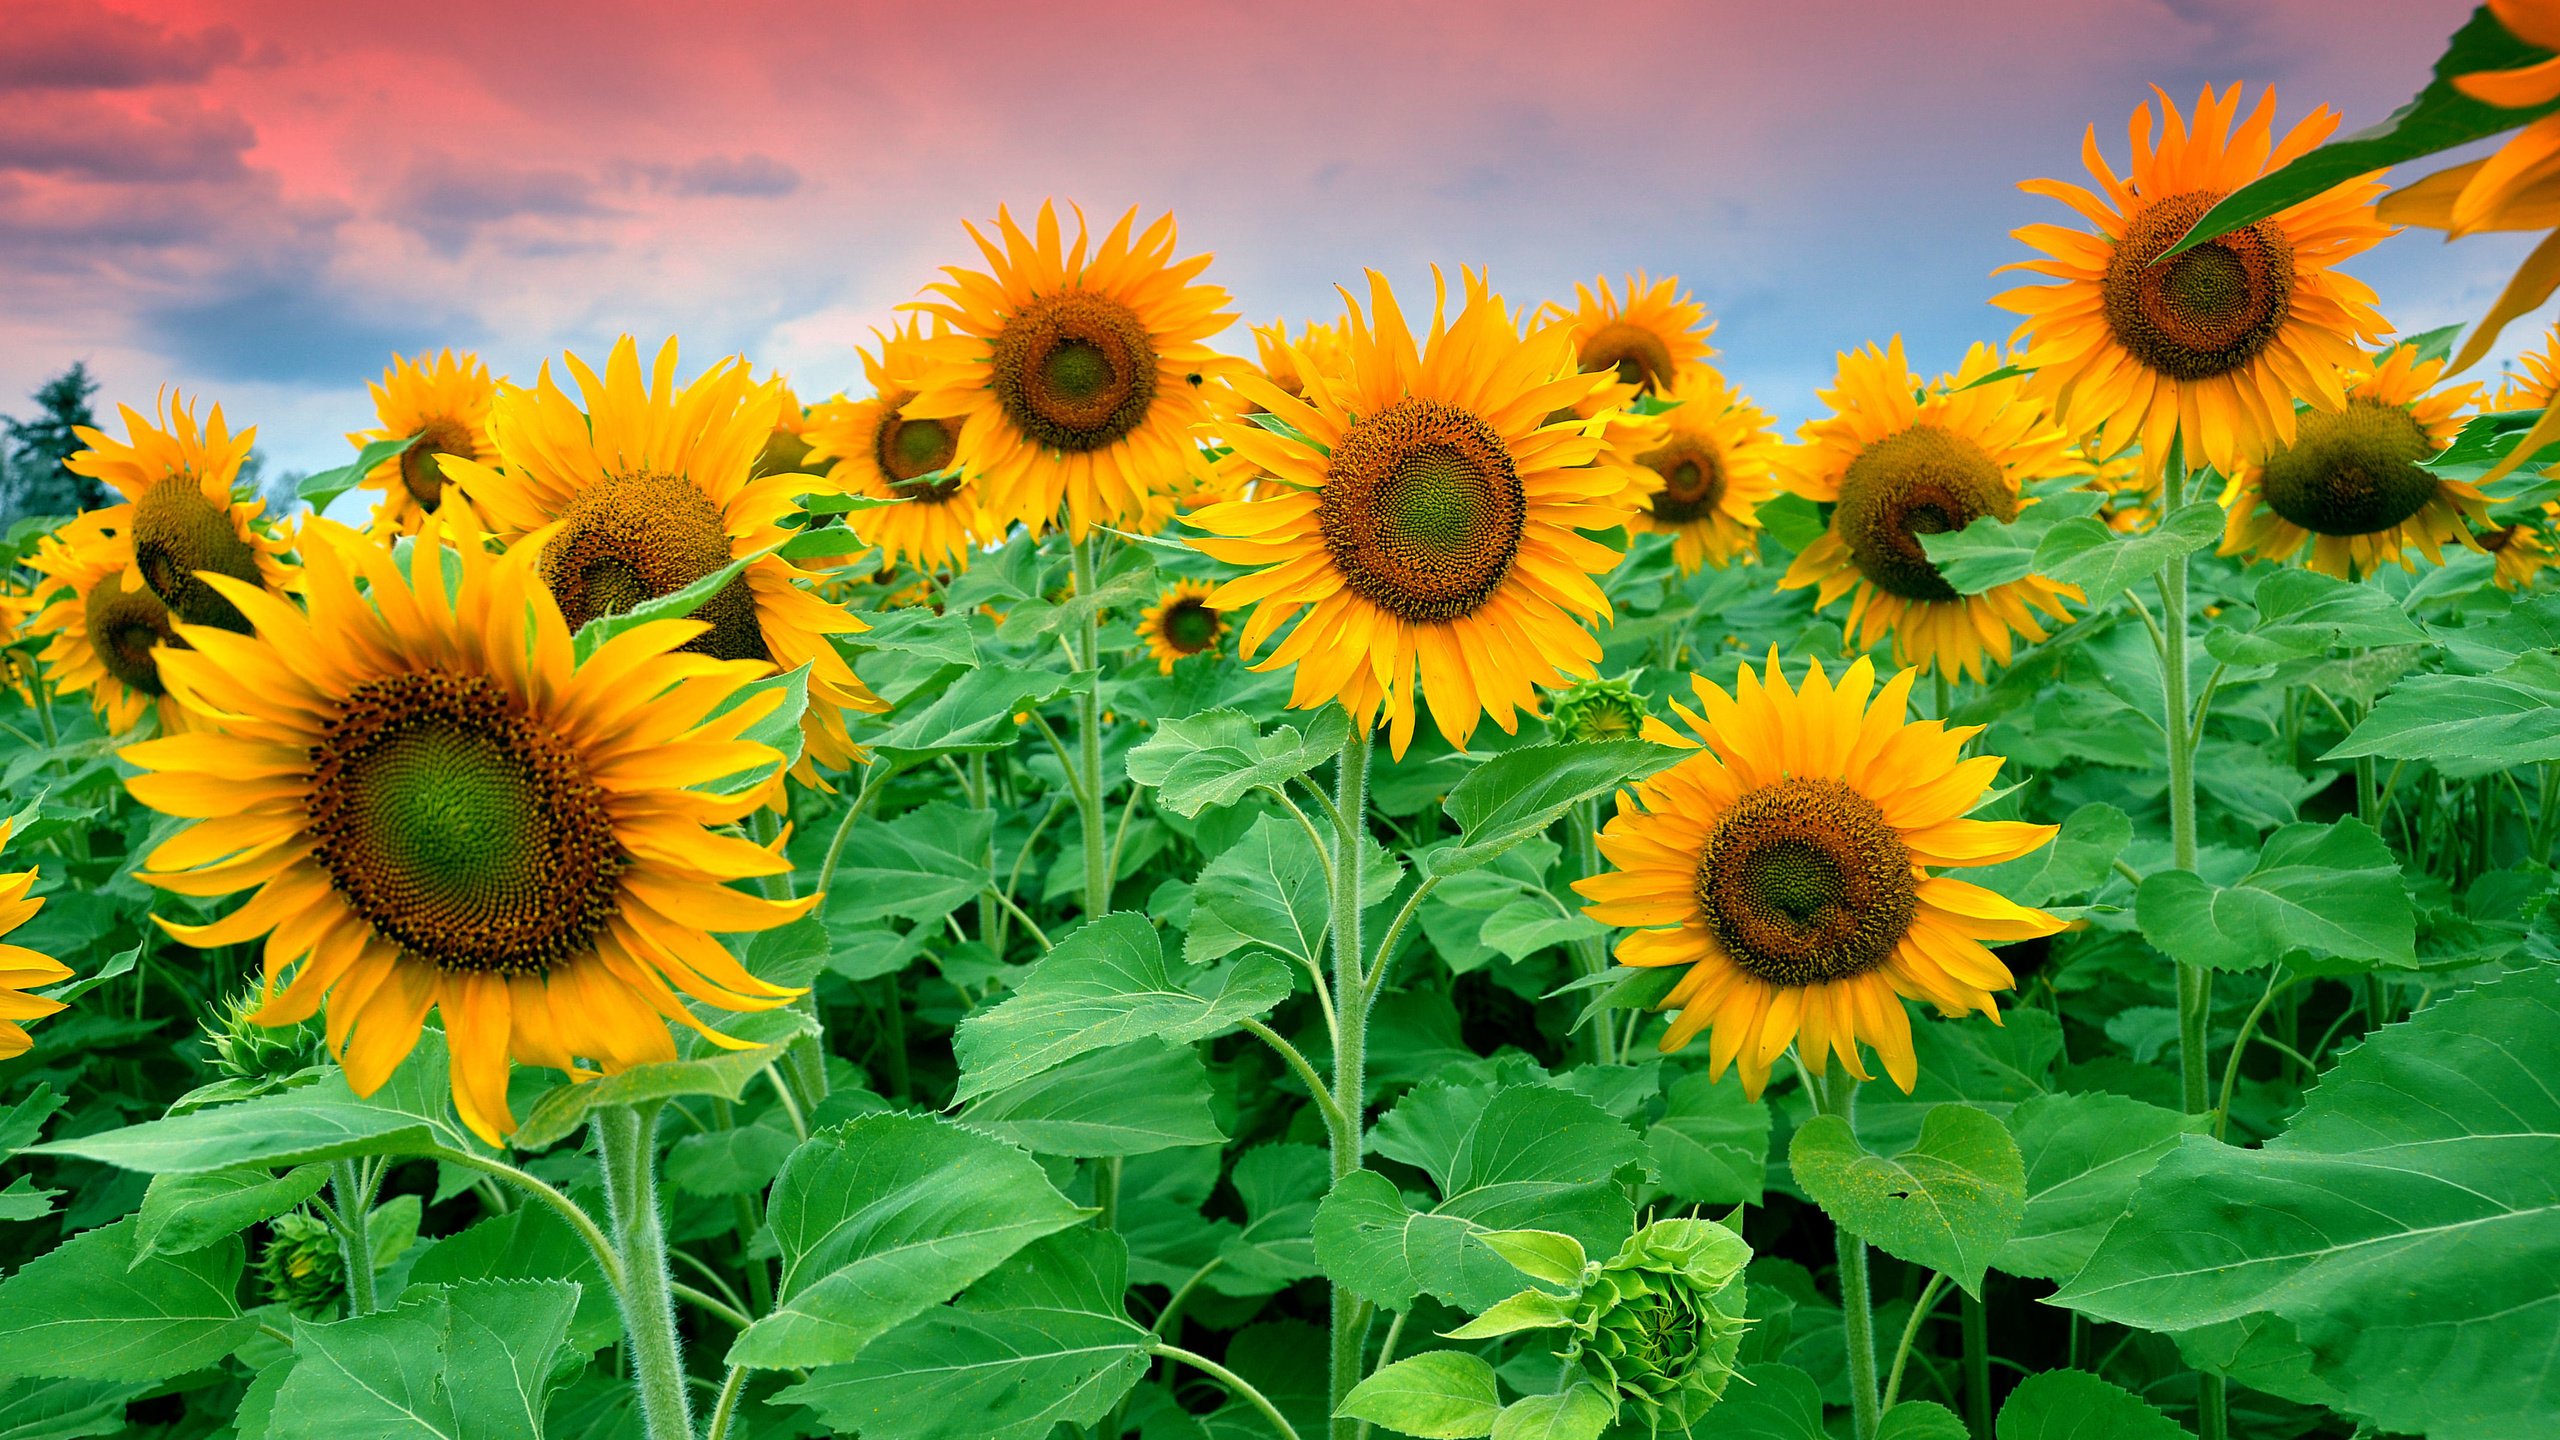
[{"xmin": 1, "ymin": 364, "xmax": 106, "ymax": 526}]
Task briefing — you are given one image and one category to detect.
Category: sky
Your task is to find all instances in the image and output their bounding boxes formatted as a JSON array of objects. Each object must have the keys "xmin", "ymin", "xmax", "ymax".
[{"xmin": 0, "ymin": 0, "xmax": 2539, "ymax": 480}]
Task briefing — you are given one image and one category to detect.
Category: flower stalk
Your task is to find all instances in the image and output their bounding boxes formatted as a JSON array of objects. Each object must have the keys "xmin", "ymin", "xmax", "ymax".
[
  {"xmin": 1327, "ymin": 710, "xmax": 1373, "ymax": 1440},
  {"xmin": 596, "ymin": 1103, "xmax": 692, "ymax": 1440}
]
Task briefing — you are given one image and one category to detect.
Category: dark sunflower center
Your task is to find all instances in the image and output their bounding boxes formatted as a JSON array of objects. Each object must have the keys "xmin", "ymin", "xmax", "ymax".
[
  {"xmin": 2258, "ymin": 397, "xmax": 2440, "ymax": 536},
  {"xmin": 1160, "ymin": 596, "xmax": 1220, "ymax": 653},
  {"xmin": 540, "ymin": 471, "xmax": 770, "ymax": 662},
  {"xmin": 1696, "ymin": 776, "xmax": 1916, "ymax": 986},
  {"xmin": 307, "ymin": 672, "xmax": 626, "ymax": 975},
  {"xmin": 989, "ymin": 291, "xmax": 1159, "ymax": 452},
  {"xmin": 872, "ymin": 391, "xmax": 962, "ymax": 500},
  {"xmin": 82, "ymin": 574, "xmax": 179, "ymax": 696},
  {"xmin": 132, "ymin": 476, "xmax": 261, "ymax": 633},
  {"xmin": 2483, "ymin": 524, "xmax": 2521, "ymax": 553},
  {"xmin": 1639, "ymin": 436, "xmax": 1727, "ymax": 524},
  {"xmin": 400, "ymin": 418, "xmax": 475, "ymax": 512},
  {"xmin": 2103, "ymin": 190, "xmax": 2296, "ymax": 382},
  {"xmin": 1836, "ymin": 424, "xmax": 2015, "ymax": 602},
  {"xmin": 1317, "ymin": 398, "xmax": 1527, "ymax": 623},
  {"xmin": 1579, "ymin": 321, "xmax": 1676, "ymax": 393}
]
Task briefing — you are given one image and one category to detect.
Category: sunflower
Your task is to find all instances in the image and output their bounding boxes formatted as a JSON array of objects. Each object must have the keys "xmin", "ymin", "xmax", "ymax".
[
  {"xmin": 1138, "ymin": 580, "xmax": 1224, "ymax": 672},
  {"xmin": 2494, "ymin": 319, "xmax": 2560, "ymax": 410},
  {"xmin": 2220, "ymin": 344, "xmax": 2490, "ymax": 578},
  {"xmin": 1573, "ymin": 652, "xmax": 2063, "ymax": 1095},
  {"xmin": 1541, "ymin": 272, "xmax": 1718, "ymax": 397},
  {"xmin": 800, "ymin": 320, "xmax": 993, "ymax": 573},
  {"xmin": 1996, "ymin": 84, "xmax": 2393, "ymax": 479},
  {"xmin": 122, "ymin": 511, "xmax": 811, "ymax": 1144},
  {"xmin": 447, "ymin": 337, "xmax": 885, "ymax": 781},
  {"xmin": 1629, "ymin": 365, "xmax": 1782, "ymax": 573},
  {"xmin": 1187, "ymin": 270, "xmax": 1638, "ymax": 757},
  {"xmin": 65, "ymin": 392, "xmax": 293, "ymax": 634},
  {"xmin": 350, "ymin": 351, "xmax": 500, "ymax": 536},
  {"xmin": 751, "ymin": 375, "xmax": 817, "ymax": 480},
  {"xmin": 23, "ymin": 516, "xmax": 190, "ymax": 733},
  {"xmin": 1780, "ymin": 339, "xmax": 2081, "ymax": 682},
  {"xmin": 902, "ymin": 202, "xmax": 1239, "ymax": 538},
  {"xmin": 0, "ymin": 822, "xmax": 72, "ymax": 1060}
]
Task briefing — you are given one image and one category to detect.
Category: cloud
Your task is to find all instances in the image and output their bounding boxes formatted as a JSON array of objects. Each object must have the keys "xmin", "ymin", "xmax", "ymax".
[
  {"xmin": 0, "ymin": 3, "xmax": 246, "ymax": 90},
  {"xmin": 142, "ymin": 265, "xmax": 476, "ymax": 385},
  {"xmin": 386, "ymin": 154, "xmax": 614, "ymax": 257},
  {"xmin": 610, "ymin": 153, "xmax": 803, "ymax": 198},
  {"xmin": 0, "ymin": 92, "xmax": 254, "ymax": 183}
]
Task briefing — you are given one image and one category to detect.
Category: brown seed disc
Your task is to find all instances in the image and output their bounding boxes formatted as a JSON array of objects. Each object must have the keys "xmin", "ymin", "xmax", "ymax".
[
  {"xmin": 989, "ymin": 291, "xmax": 1159, "ymax": 452},
  {"xmin": 2102, "ymin": 190, "xmax": 2296, "ymax": 382},
  {"xmin": 401, "ymin": 418, "xmax": 477, "ymax": 512},
  {"xmin": 2258, "ymin": 398, "xmax": 2440, "ymax": 537},
  {"xmin": 1316, "ymin": 397, "xmax": 1526, "ymax": 623},
  {"xmin": 1578, "ymin": 321, "xmax": 1677, "ymax": 393},
  {"xmin": 1638, "ymin": 435, "xmax": 1728, "ymax": 525},
  {"xmin": 82, "ymin": 573, "xmax": 180, "ymax": 696},
  {"xmin": 540, "ymin": 471, "xmax": 770, "ymax": 663},
  {"xmin": 132, "ymin": 477, "xmax": 262, "ymax": 633},
  {"xmin": 1696, "ymin": 776, "xmax": 1917, "ymax": 986},
  {"xmin": 1836, "ymin": 424, "xmax": 2017, "ymax": 602},
  {"xmin": 871, "ymin": 389, "xmax": 963, "ymax": 501},
  {"xmin": 1159, "ymin": 596, "xmax": 1221, "ymax": 655}
]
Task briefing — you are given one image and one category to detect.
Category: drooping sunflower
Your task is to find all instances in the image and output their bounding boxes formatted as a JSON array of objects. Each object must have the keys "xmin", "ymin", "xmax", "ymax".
[
  {"xmin": 1996, "ymin": 84, "xmax": 2393, "ymax": 478},
  {"xmin": 447, "ymin": 337, "xmax": 886, "ymax": 780},
  {"xmin": 1138, "ymin": 580, "xmax": 1224, "ymax": 672},
  {"xmin": 1780, "ymin": 339, "xmax": 2082, "ymax": 682},
  {"xmin": 23, "ymin": 516, "xmax": 190, "ymax": 733},
  {"xmin": 1188, "ymin": 270, "xmax": 1639, "ymax": 757},
  {"xmin": 1574, "ymin": 653, "xmax": 2063, "ymax": 1095},
  {"xmin": 903, "ymin": 202, "xmax": 1240, "ymax": 538},
  {"xmin": 0, "ymin": 822, "xmax": 72, "ymax": 1060},
  {"xmin": 2483, "ymin": 519, "xmax": 2554, "ymax": 590},
  {"xmin": 350, "ymin": 350, "xmax": 500, "ymax": 536},
  {"xmin": 122, "ymin": 511, "xmax": 811, "ymax": 1144},
  {"xmin": 65, "ymin": 393, "xmax": 294, "ymax": 633},
  {"xmin": 800, "ymin": 320, "xmax": 994, "ymax": 573},
  {"xmin": 2221, "ymin": 344, "xmax": 2490, "ymax": 578},
  {"xmin": 1541, "ymin": 272, "xmax": 1718, "ymax": 396},
  {"xmin": 1629, "ymin": 365, "xmax": 1782, "ymax": 573}
]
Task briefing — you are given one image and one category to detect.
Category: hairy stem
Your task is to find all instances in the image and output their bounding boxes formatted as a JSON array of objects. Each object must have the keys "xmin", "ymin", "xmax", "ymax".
[
  {"xmin": 1814, "ymin": 1067, "xmax": 1881, "ymax": 1440},
  {"xmin": 596, "ymin": 1104, "xmax": 692, "ymax": 1440},
  {"xmin": 1329, "ymin": 712, "xmax": 1372, "ymax": 1440}
]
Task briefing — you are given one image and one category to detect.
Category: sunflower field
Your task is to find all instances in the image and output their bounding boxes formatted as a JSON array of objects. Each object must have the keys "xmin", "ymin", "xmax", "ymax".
[{"xmin": 5, "ymin": 11, "xmax": 2560, "ymax": 1440}]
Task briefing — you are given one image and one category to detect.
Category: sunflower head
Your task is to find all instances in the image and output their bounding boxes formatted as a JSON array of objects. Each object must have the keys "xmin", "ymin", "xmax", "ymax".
[
  {"xmin": 1996, "ymin": 84, "xmax": 2392, "ymax": 477},
  {"xmin": 800, "ymin": 319, "xmax": 992, "ymax": 573},
  {"xmin": 352, "ymin": 350, "xmax": 501, "ymax": 535},
  {"xmin": 903, "ymin": 202, "xmax": 1240, "ymax": 538},
  {"xmin": 66, "ymin": 392, "xmax": 291, "ymax": 632},
  {"xmin": 1627, "ymin": 364, "xmax": 1781, "ymax": 573},
  {"xmin": 1780, "ymin": 340, "xmax": 2081, "ymax": 681},
  {"xmin": 1187, "ymin": 268, "xmax": 1640, "ymax": 757},
  {"xmin": 1541, "ymin": 273, "xmax": 1718, "ymax": 396},
  {"xmin": 22, "ymin": 516, "xmax": 188, "ymax": 733},
  {"xmin": 256, "ymin": 1211, "xmax": 345, "ymax": 1315},
  {"xmin": 2222, "ymin": 343, "xmax": 2489, "ymax": 578},
  {"xmin": 0, "ymin": 820, "xmax": 72, "ymax": 1061},
  {"xmin": 1138, "ymin": 580, "xmax": 1224, "ymax": 673},
  {"xmin": 2483, "ymin": 517, "xmax": 2554, "ymax": 590},
  {"xmin": 123, "ymin": 508, "xmax": 815, "ymax": 1144},
  {"xmin": 1574, "ymin": 652, "xmax": 2064, "ymax": 1095}
]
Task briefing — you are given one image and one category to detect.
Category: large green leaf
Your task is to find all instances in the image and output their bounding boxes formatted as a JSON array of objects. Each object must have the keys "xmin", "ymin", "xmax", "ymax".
[
  {"xmin": 31, "ymin": 1081, "xmax": 444, "ymax": 1173},
  {"xmin": 1184, "ymin": 813, "xmax": 1334, "ymax": 971},
  {"xmin": 1993, "ymin": 1369, "xmax": 2191, "ymax": 1439},
  {"xmin": 1648, "ymin": 1068, "xmax": 1771, "ymax": 1208},
  {"xmin": 1126, "ymin": 706, "xmax": 1350, "ymax": 817},
  {"xmin": 1338, "ymin": 1350, "xmax": 1502, "ymax": 1439},
  {"xmin": 2055, "ymin": 968, "xmax": 2560, "ymax": 1440},
  {"xmin": 775, "ymin": 1229, "xmax": 1153, "ymax": 1440},
  {"xmin": 868, "ymin": 665, "xmax": 1088, "ymax": 763},
  {"xmin": 1921, "ymin": 490, "xmax": 2106, "ymax": 595},
  {"xmin": 960, "ymin": 1038, "xmax": 1227, "ymax": 1157},
  {"xmin": 407, "ymin": 1204, "xmax": 621, "ymax": 1353},
  {"xmin": 1211, "ymin": 1142, "xmax": 1330, "ymax": 1295},
  {"xmin": 1697, "ymin": 1362, "xmax": 1828, "ymax": 1439},
  {"xmin": 952, "ymin": 912, "xmax": 1290, "ymax": 1102},
  {"xmin": 2204, "ymin": 569, "xmax": 2428, "ymax": 665},
  {"xmin": 1790, "ymin": 1103, "xmax": 2026, "ymax": 1296},
  {"xmin": 1427, "ymin": 741, "xmax": 1677, "ymax": 877},
  {"xmin": 297, "ymin": 434, "xmax": 420, "ymax": 511},
  {"xmin": 2165, "ymin": 6, "xmax": 2559, "ymax": 259},
  {"xmin": 824, "ymin": 800, "xmax": 993, "ymax": 926},
  {"xmin": 2135, "ymin": 819, "xmax": 2414, "ymax": 972},
  {"xmin": 133, "ymin": 1165, "xmax": 328, "ymax": 1260},
  {"xmin": 1924, "ymin": 494, "xmax": 2220, "ymax": 602},
  {"xmin": 2326, "ymin": 650, "xmax": 2560, "ymax": 778},
  {"xmin": 267, "ymin": 1280, "xmax": 580, "ymax": 1440},
  {"xmin": 1969, "ymin": 803, "xmax": 2131, "ymax": 909},
  {"xmin": 729, "ymin": 1112, "xmax": 1089, "ymax": 1370},
  {"xmin": 0, "ymin": 1219, "xmax": 252, "ymax": 1383},
  {"xmin": 0, "ymin": 1377, "xmax": 146, "ymax": 1440},
  {"xmin": 569, "ymin": 534, "xmax": 788, "ymax": 661},
  {"xmin": 509, "ymin": 1006, "xmax": 815, "ymax": 1150},
  {"xmin": 1995, "ymin": 1093, "xmax": 2207, "ymax": 1283}
]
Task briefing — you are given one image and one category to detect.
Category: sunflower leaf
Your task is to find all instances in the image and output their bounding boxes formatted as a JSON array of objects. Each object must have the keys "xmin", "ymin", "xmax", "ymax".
[
  {"xmin": 1919, "ymin": 490, "xmax": 2105, "ymax": 595},
  {"xmin": 2204, "ymin": 569, "xmax": 2429, "ymax": 665},
  {"xmin": 265, "ymin": 1279, "xmax": 581, "ymax": 1440},
  {"xmin": 132, "ymin": 1165, "xmax": 328, "ymax": 1262},
  {"xmin": 1991, "ymin": 1369, "xmax": 2191, "ymax": 1440},
  {"xmin": 1994, "ymin": 1093, "xmax": 2207, "ymax": 1282},
  {"xmin": 1427, "ymin": 741, "xmax": 1678, "ymax": 877},
  {"xmin": 2035, "ymin": 500, "xmax": 2222, "ymax": 601},
  {"xmin": 568, "ymin": 533, "xmax": 790, "ymax": 661},
  {"xmin": 1127, "ymin": 706, "xmax": 1350, "ymax": 817},
  {"xmin": 296, "ymin": 434, "xmax": 421, "ymax": 513},
  {"xmin": 508, "ymin": 1006, "xmax": 816, "ymax": 1151},
  {"xmin": 2134, "ymin": 818, "xmax": 2415, "ymax": 972},
  {"xmin": 959, "ymin": 1038, "xmax": 1227, "ymax": 1158},
  {"xmin": 0, "ymin": 1219, "xmax": 253, "ymax": 1384},
  {"xmin": 866, "ymin": 664, "xmax": 1088, "ymax": 763},
  {"xmin": 2325, "ymin": 650, "xmax": 2560, "ymax": 777},
  {"xmin": 1788, "ymin": 1103, "xmax": 2025, "ymax": 1297},
  {"xmin": 1338, "ymin": 1351, "xmax": 1505, "ymax": 1439}
]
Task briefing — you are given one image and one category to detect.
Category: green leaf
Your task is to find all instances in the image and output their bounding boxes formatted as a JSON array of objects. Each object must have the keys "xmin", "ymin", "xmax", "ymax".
[
  {"xmin": 1212, "ymin": 1143, "xmax": 1332, "ymax": 1295},
  {"xmin": 997, "ymin": 564, "xmax": 1160, "ymax": 647},
  {"xmin": 1878, "ymin": 1402, "xmax": 1970, "ymax": 1440},
  {"xmin": 1441, "ymin": 1285, "xmax": 1580, "ymax": 1339},
  {"xmin": 1789, "ymin": 1103, "xmax": 2025, "ymax": 1297},
  {"xmin": 569, "ymin": 534, "xmax": 788, "ymax": 661},
  {"xmin": 28, "ymin": 1074, "xmax": 452, "ymax": 1173},
  {"xmin": 408, "ymin": 1203, "xmax": 620, "ymax": 1353},
  {"xmin": 961, "ymin": 1038, "xmax": 1227, "ymax": 1157},
  {"xmin": 2135, "ymin": 819, "xmax": 2414, "ymax": 972},
  {"xmin": 868, "ymin": 665, "xmax": 1088, "ymax": 763},
  {"xmin": 1755, "ymin": 493, "xmax": 1828, "ymax": 555},
  {"xmin": 1969, "ymin": 803, "xmax": 2131, "ymax": 909},
  {"xmin": 298, "ymin": 434, "xmax": 419, "ymax": 511},
  {"xmin": 1127, "ymin": 706, "xmax": 1351, "ymax": 817},
  {"xmin": 2204, "ymin": 569, "xmax": 2428, "ymax": 666},
  {"xmin": 953, "ymin": 912, "xmax": 1291, "ymax": 1102},
  {"xmin": 0, "ymin": 1178, "xmax": 57, "ymax": 1224},
  {"xmin": 699, "ymin": 662, "xmax": 810, "ymax": 795},
  {"xmin": 1185, "ymin": 813, "xmax": 1334, "ymax": 971},
  {"xmin": 0, "ymin": 1376, "xmax": 147, "ymax": 1440},
  {"xmin": 133, "ymin": 1165, "xmax": 327, "ymax": 1260},
  {"xmin": 1474, "ymin": 1228, "xmax": 1588, "ymax": 1288},
  {"xmin": 1702, "ymin": 1362, "xmax": 1828, "ymax": 1439},
  {"xmin": 730, "ymin": 1112, "xmax": 1089, "ymax": 1370},
  {"xmin": 1921, "ymin": 490, "xmax": 2106, "ymax": 594},
  {"xmin": 1338, "ymin": 1351, "xmax": 1503, "ymax": 1439},
  {"xmin": 1428, "ymin": 741, "xmax": 1677, "ymax": 877},
  {"xmin": 1649, "ymin": 1068, "xmax": 1771, "ymax": 1208},
  {"xmin": 825, "ymin": 801, "xmax": 993, "ymax": 926},
  {"xmin": 1994, "ymin": 1093, "xmax": 2207, "ymax": 1283},
  {"xmin": 267, "ymin": 1280, "xmax": 580, "ymax": 1440},
  {"xmin": 509, "ymin": 1006, "xmax": 815, "ymax": 1151},
  {"xmin": 666, "ymin": 1111, "xmax": 799, "ymax": 1197},
  {"xmin": 849, "ymin": 606, "xmax": 980, "ymax": 669},
  {"xmin": 2056, "ymin": 969, "xmax": 2560, "ymax": 1440},
  {"xmin": 0, "ymin": 1219, "xmax": 252, "ymax": 1383},
  {"xmin": 2037, "ymin": 502, "xmax": 2223, "ymax": 602},
  {"xmin": 1487, "ymin": 1385, "xmax": 1613, "ymax": 1440},
  {"xmin": 2327, "ymin": 650, "xmax": 2560, "ymax": 778},
  {"xmin": 2164, "ymin": 5, "xmax": 2559, "ymax": 260},
  {"xmin": 776, "ymin": 1230, "xmax": 1153, "ymax": 1440},
  {"xmin": 1993, "ymin": 1369, "xmax": 2193, "ymax": 1440}
]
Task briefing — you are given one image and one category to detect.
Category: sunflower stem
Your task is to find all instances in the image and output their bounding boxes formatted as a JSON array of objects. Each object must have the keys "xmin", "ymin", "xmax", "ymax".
[
  {"xmin": 1815, "ymin": 1067, "xmax": 1883, "ymax": 1440},
  {"xmin": 331, "ymin": 1159, "xmax": 379, "ymax": 1317},
  {"xmin": 2158, "ymin": 445, "xmax": 2228, "ymax": 1440},
  {"xmin": 1072, "ymin": 533, "xmax": 1112, "ymax": 919},
  {"xmin": 1960, "ymin": 1286, "xmax": 1992, "ymax": 1440},
  {"xmin": 1563, "ymin": 795, "xmax": 1613, "ymax": 1065},
  {"xmin": 596, "ymin": 1103, "xmax": 693, "ymax": 1440},
  {"xmin": 1328, "ymin": 709, "xmax": 1373, "ymax": 1440}
]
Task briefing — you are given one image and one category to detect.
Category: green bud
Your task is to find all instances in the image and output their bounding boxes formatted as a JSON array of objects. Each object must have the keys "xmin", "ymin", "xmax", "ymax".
[
  {"xmin": 1549, "ymin": 675, "xmax": 1650, "ymax": 744},
  {"xmin": 256, "ymin": 1211, "xmax": 345, "ymax": 1317},
  {"xmin": 204, "ymin": 985, "xmax": 326, "ymax": 1083},
  {"xmin": 1563, "ymin": 1218, "xmax": 1752, "ymax": 1433}
]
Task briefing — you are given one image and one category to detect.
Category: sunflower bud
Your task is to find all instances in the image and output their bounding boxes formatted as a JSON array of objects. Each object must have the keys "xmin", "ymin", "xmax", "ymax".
[
  {"xmin": 204, "ymin": 985, "xmax": 326, "ymax": 1082},
  {"xmin": 1566, "ymin": 1219, "xmax": 1752, "ymax": 1431},
  {"xmin": 256, "ymin": 1211, "xmax": 345, "ymax": 1316},
  {"xmin": 1549, "ymin": 674, "xmax": 1649, "ymax": 743}
]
